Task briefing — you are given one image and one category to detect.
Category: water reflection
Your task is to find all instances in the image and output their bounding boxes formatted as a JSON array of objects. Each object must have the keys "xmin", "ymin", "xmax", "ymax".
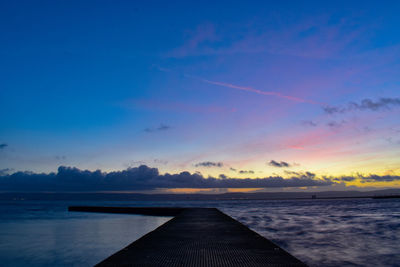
[{"xmin": 0, "ymin": 209, "xmax": 170, "ymax": 267}]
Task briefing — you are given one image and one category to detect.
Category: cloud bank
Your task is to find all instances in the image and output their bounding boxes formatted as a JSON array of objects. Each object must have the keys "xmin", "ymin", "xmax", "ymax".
[
  {"xmin": 0, "ymin": 165, "xmax": 334, "ymax": 192},
  {"xmin": 0, "ymin": 143, "xmax": 8, "ymax": 149}
]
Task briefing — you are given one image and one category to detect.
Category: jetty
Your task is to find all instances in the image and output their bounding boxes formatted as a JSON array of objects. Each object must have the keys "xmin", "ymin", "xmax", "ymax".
[{"xmin": 69, "ymin": 206, "xmax": 307, "ymax": 266}]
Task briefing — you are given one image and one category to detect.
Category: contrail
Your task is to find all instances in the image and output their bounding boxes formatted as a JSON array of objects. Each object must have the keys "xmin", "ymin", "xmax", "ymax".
[
  {"xmin": 156, "ymin": 66, "xmax": 322, "ymax": 105},
  {"xmin": 189, "ymin": 76, "xmax": 318, "ymax": 104}
]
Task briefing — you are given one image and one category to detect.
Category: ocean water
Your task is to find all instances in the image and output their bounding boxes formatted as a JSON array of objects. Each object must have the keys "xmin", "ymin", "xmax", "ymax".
[
  {"xmin": 0, "ymin": 201, "xmax": 172, "ymax": 266},
  {"xmin": 218, "ymin": 199, "xmax": 400, "ymax": 267},
  {"xmin": 0, "ymin": 198, "xmax": 399, "ymax": 266}
]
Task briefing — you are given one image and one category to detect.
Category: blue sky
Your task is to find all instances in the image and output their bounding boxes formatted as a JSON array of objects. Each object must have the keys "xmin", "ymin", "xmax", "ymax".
[{"xmin": 1, "ymin": 1, "xmax": 400, "ymax": 191}]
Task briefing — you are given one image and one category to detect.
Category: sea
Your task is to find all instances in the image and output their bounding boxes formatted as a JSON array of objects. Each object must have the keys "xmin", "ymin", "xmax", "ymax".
[{"xmin": 0, "ymin": 198, "xmax": 399, "ymax": 267}]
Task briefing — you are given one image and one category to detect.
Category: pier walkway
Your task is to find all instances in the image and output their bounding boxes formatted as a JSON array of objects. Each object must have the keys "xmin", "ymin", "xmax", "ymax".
[{"xmin": 69, "ymin": 207, "xmax": 307, "ymax": 266}]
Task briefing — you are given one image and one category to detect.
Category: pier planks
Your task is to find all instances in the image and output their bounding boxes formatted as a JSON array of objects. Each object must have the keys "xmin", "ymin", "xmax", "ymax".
[{"xmin": 69, "ymin": 207, "xmax": 307, "ymax": 266}]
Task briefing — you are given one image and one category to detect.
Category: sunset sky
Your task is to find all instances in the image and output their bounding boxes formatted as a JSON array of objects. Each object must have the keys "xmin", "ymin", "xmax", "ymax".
[{"xmin": 1, "ymin": 1, "xmax": 400, "ymax": 191}]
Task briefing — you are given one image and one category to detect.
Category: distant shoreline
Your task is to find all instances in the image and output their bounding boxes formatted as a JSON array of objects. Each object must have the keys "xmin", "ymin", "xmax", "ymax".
[{"xmin": 1, "ymin": 189, "xmax": 400, "ymax": 201}]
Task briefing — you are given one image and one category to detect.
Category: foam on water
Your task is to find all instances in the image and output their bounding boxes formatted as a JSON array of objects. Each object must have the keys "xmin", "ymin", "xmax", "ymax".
[{"xmin": 219, "ymin": 199, "xmax": 400, "ymax": 267}]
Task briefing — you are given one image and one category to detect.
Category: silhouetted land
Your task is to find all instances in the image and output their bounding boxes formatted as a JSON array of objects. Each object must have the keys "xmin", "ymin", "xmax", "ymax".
[
  {"xmin": 70, "ymin": 207, "xmax": 307, "ymax": 266},
  {"xmin": 372, "ymin": 195, "xmax": 400, "ymax": 199},
  {"xmin": 2, "ymin": 188, "xmax": 400, "ymax": 201}
]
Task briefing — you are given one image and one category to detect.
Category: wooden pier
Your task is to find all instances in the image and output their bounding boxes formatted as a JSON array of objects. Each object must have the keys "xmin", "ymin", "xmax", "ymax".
[{"xmin": 69, "ymin": 207, "xmax": 307, "ymax": 266}]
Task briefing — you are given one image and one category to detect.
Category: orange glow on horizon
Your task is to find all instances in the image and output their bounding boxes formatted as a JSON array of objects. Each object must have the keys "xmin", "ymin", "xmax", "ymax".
[{"xmin": 162, "ymin": 188, "xmax": 262, "ymax": 194}]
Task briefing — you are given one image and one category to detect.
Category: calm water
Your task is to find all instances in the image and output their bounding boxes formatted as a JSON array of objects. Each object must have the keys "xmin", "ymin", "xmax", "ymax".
[
  {"xmin": 0, "ymin": 198, "xmax": 399, "ymax": 266},
  {"xmin": 0, "ymin": 201, "xmax": 172, "ymax": 266}
]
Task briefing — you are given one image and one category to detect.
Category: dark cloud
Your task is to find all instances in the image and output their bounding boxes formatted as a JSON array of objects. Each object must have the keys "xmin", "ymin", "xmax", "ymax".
[
  {"xmin": 157, "ymin": 124, "xmax": 171, "ymax": 131},
  {"xmin": 323, "ymin": 106, "xmax": 342, "ymax": 114},
  {"xmin": 305, "ymin": 172, "xmax": 316, "ymax": 178},
  {"xmin": 0, "ymin": 165, "xmax": 334, "ymax": 191},
  {"xmin": 324, "ymin": 97, "xmax": 400, "ymax": 114},
  {"xmin": 269, "ymin": 160, "xmax": 291, "ymax": 168},
  {"xmin": 301, "ymin": 120, "xmax": 317, "ymax": 127},
  {"xmin": 333, "ymin": 176, "xmax": 356, "ymax": 182},
  {"xmin": 144, "ymin": 124, "xmax": 171, "ymax": 133},
  {"xmin": 327, "ymin": 120, "xmax": 346, "ymax": 128},
  {"xmin": 239, "ymin": 170, "xmax": 255, "ymax": 174},
  {"xmin": 195, "ymin": 161, "xmax": 223, "ymax": 168},
  {"xmin": 359, "ymin": 174, "xmax": 400, "ymax": 183},
  {"xmin": 0, "ymin": 143, "xmax": 8, "ymax": 149},
  {"xmin": 55, "ymin": 155, "xmax": 67, "ymax": 160},
  {"xmin": 230, "ymin": 168, "xmax": 254, "ymax": 174},
  {"xmin": 284, "ymin": 170, "xmax": 313, "ymax": 177}
]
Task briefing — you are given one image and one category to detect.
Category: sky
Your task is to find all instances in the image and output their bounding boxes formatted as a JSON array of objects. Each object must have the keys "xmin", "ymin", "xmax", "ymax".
[{"xmin": 1, "ymin": 1, "xmax": 400, "ymax": 192}]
